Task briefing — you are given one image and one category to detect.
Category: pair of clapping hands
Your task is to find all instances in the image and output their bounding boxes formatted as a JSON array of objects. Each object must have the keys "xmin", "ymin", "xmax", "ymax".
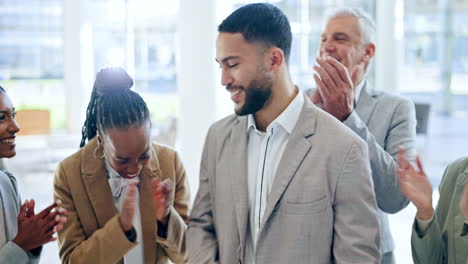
[
  {"xmin": 118, "ymin": 178, "xmax": 173, "ymax": 232},
  {"xmin": 12, "ymin": 200, "xmax": 67, "ymax": 252},
  {"xmin": 311, "ymin": 55, "xmax": 365, "ymax": 122}
]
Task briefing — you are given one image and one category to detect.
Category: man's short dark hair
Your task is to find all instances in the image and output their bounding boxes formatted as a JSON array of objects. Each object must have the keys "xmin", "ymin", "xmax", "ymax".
[{"xmin": 218, "ymin": 3, "xmax": 292, "ymax": 63}]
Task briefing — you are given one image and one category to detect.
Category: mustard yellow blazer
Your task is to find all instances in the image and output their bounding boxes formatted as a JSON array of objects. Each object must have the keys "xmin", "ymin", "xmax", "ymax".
[{"xmin": 54, "ymin": 138, "xmax": 190, "ymax": 264}]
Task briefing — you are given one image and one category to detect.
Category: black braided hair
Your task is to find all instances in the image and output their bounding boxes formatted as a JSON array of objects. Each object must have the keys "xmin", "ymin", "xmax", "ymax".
[{"xmin": 79, "ymin": 67, "xmax": 150, "ymax": 148}]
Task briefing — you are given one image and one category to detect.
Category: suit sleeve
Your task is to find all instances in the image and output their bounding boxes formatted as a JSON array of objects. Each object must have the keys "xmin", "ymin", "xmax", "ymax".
[
  {"xmin": 187, "ymin": 126, "xmax": 219, "ymax": 264},
  {"xmin": 54, "ymin": 163, "xmax": 137, "ymax": 264},
  {"xmin": 333, "ymin": 140, "xmax": 381, "ymax": 263},
  {"xmin": 0, "ymin": 241, "xmax": 31, "ymax": 264},
  {"xmin": 344, "ymin": 99, "xmax": 416, "ymax": 213},
  {"xmin": 411, "ymin": 162, "xmax": 465, "ymax": 264},
  {"xmin": 155, "ymin": 152, "xmax": 190, "ymax": 263},
  {"xmin": 0, "ymin": 172, "xmax": 41, "ymax": 264},
  {"xmin": 411, "ymin": 215, "xmax": 445, "ymax": 264}
]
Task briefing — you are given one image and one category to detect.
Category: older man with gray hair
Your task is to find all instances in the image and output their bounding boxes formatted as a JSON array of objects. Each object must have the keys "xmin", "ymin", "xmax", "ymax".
[{"xmin": 307, "ymin": 7, "xmax": 416, "ymax": 264}]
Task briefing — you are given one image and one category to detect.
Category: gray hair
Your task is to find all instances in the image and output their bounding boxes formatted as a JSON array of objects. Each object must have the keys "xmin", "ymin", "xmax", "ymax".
[{"xmin": 323, "ymin": 7, "xmax": 376, "ymax": 45}]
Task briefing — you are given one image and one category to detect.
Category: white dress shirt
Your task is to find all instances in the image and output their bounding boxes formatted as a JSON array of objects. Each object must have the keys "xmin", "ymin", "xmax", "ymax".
[
  {"xmin": 245, "ymin": 90, "xmax": 304, "ymax": 263},
  {"xmin": 105, "ymin": 162, "xmax": 144, "ymax": 264}
]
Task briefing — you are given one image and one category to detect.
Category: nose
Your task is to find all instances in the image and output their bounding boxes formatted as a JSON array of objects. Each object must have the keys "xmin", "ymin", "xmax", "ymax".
[
  {"xmin": 320, "ymin": 39, "xmax": 335, "ymax": 54},
  {"xmin": 221, "ymin": 68, "xmax": 233, "ymax": 87},
  {"xmin": 8, "ymin": 118, "xmax": 20, "ymax": 135}
]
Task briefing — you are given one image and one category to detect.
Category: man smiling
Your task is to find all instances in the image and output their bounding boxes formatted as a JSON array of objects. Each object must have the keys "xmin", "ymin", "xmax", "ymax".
[
  {"xmin": 188, "ymin": 3, "xmax": 380, "ymax": 264},
  {"xmin": 308, "ymin": 8, "xmax": 417, "ymax": 264}
]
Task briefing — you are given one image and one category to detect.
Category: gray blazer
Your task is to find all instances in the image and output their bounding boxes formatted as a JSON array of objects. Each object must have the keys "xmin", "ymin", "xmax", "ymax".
[
  {"xmin": 306, "ymin": 83, "xmax": 416, "ymax": 256},
  {"xmin": 0, "ymin": 171, "xmax": 41, "ymax": 264},
  {"xmin": 187, "ymin": 95, "xmax": 380, "ymax": 264}
]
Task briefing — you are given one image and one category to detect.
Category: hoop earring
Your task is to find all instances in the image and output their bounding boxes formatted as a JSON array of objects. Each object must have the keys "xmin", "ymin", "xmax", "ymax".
[{"xmin": 94, "ymin": 147, "xmax": 104, "ymax": 160}]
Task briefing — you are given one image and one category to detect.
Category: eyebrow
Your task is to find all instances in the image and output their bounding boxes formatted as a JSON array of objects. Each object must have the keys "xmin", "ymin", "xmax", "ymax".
[
  {"xmin": 333, "ymin": 32, "xmax": 349, "ymax": 38},
  {"xmin": 216, "ymin": 56, "xmax": 240, "ymax": 64},
  {"xmin": 0, "ymin": 108, "xmax": 14, "ymax": 114}
]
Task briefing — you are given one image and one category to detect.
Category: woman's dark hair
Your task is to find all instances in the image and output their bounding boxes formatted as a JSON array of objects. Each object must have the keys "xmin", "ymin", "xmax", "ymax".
[{"xmin": 79, "ymin": 67, "xmax": 150, "ymax": 148}]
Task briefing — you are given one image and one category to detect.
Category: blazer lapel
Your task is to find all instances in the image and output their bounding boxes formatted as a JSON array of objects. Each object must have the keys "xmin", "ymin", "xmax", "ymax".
[
  {"xmin": 257, "ymin": 98, "xmax": 316, "ymax": 241},
  {"xmin": 355, "ymin": 83, "xmax": 378, "ymax": 125},
  {"xmin": 229, "ymin": 116, "xmax": 249, "ymax": 260},
  {"xmin": 81, "ymin": 138, "xmax": 118, "ymax": 231},
  {"xmin": 139, "ymin": 148, "xmax": 161, "ymax": 264}
]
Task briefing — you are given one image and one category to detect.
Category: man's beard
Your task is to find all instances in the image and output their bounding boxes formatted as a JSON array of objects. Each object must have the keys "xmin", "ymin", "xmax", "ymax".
[{"xmin": 233, "ymin": 76, "xmax": 273, "ymax": 116}]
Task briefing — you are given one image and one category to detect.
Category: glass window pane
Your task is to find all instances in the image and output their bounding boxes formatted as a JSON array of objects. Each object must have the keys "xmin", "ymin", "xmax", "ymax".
[
  {"xmin": 0, "ymin": 0, "xmax": 65, "ymax": 129},
  {"xmin": 85, "ymin": 0, "xmax": 179, "ymax": 146}
]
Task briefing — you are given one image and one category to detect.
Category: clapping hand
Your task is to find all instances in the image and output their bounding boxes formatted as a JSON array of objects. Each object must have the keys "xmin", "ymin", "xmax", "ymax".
[
  {"xmin": 12, "ymin": 200, "xmax": 67, "ymax": 252},
  {"xmin": 396, "ymin": 147, "xmax": 434, "ymax": 220}
]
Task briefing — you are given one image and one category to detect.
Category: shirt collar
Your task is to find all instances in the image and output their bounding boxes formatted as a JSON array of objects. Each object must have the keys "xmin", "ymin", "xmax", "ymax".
[
  {"xmin": 247, "ymin": 114, "xmax": 256, "ymax": 132},
  {"xmin": 247, "ymin": 87, "xmax": 304, "ymax": 135},
  {"xmin": 105, "ymin": 160, "xmax": 140, "ymax": 198},
  {"xmin": 105, "ymin": 160, "xmax": 123, "ymax": 179},
  {"xmin": 354, "ymin": 79, "xmax": 366, "ymax": 104}
]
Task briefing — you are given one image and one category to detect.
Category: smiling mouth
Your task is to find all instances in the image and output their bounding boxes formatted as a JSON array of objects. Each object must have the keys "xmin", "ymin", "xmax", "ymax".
[
  {"xmin": 230, "ymin": 89, "xmax": 242, "ymax": 96},
  {"xmin": 228, "ymin": 88, "xmax": 243, "ymax": 103},
  {"xmin": 0, "ymin": 138, "xmax": 15, "ymax": 144},
  {"xmin": 123, "ymin": 173, "xmax": 138, "ymax": 179}
]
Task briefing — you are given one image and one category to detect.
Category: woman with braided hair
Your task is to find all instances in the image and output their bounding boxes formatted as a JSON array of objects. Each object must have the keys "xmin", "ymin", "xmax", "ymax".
[{"xmin": 54, "ymin": 67, "xmax": 190, "ymax": 264}]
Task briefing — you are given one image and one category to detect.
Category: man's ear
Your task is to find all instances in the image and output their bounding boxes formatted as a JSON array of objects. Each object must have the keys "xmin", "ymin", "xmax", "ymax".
[
  {"xmin": 268, "ymin": 47, "xmax": 285, "ymax": 72},
  {"xmin": 361, "ymin": 43, "xmax": 375, "ymax": 64}
]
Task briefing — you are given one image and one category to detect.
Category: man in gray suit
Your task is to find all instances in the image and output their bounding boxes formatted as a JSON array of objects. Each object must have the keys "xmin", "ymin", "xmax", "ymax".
[
  {"xmin": 308, "ymin": 8, "xmax": 417, "ymax": 264},
  {"xmin": 188, "ymin": 3, "xmax": 380, "ymax": 264}
]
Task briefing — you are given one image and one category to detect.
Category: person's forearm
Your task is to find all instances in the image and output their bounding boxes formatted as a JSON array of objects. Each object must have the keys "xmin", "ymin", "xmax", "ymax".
[{"xmin": 0, "ymin": 241, "xmax": 29, "ymax": 264}]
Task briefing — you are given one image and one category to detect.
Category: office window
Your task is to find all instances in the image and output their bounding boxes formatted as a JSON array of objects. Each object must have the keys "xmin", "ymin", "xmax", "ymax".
[
  {"xmin": 85, "ymin": 0, "xmax": 179, "ymax": 145},
  {"xmin": 0, "ymin": 0, "xmax": 65, "ymax": 129},
  {"xmin": 400, "ymin": 0, "xmax": 468, "ymax": 112}
]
